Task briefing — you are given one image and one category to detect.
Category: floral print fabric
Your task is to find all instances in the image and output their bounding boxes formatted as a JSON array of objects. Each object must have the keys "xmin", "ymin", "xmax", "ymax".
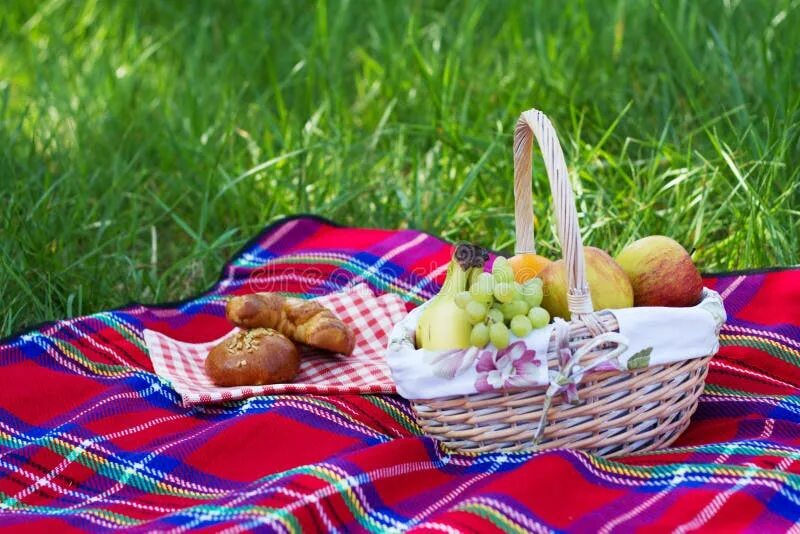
[{"xmin": 474, "ymin": 342, "xmax": 542, "ymax": 392}]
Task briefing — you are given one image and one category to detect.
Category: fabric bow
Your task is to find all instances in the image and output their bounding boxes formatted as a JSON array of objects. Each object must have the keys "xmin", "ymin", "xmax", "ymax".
[{"xmin": 533, "ymin": 318, "xmax": 629, "ymax": 445}]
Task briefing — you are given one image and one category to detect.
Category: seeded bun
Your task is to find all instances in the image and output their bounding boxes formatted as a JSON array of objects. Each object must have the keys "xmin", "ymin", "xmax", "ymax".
[{"xmin": 205, "ymin": 328, "xmax": 300, "ymax": 386}]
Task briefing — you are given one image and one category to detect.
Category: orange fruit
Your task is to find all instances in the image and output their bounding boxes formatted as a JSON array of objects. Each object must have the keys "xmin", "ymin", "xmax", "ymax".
[{"xmin": 508, "ymin": 253, "xmax": 552, "ymax": 283}]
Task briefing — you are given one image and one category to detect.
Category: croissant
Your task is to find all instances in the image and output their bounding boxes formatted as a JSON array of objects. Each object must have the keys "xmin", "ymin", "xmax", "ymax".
[{"xmin": 226, "ymin": 293, "xmax": 355, "ymax": 355}]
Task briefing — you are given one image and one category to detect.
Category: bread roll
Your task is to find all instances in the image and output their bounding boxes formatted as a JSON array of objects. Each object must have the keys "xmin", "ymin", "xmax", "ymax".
[
  {"xmin": 226, "ymin": 293, "xmax": 355, "ymax": 355},
  {"xmin": 205, "ymin": 328, "xmax": 300, "ymax": 386}
]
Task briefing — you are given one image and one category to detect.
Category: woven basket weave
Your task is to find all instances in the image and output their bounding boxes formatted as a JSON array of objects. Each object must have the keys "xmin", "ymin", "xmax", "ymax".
[{"xmin": 410, "ymin": 109, "xmax": 714, "ymax": 457}]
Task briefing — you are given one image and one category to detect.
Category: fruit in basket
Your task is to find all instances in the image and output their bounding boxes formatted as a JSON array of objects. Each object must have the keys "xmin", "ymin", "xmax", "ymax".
[
  {"xmin": 486, "ymin": 308, "xmax": 504, "ymax": 325},
  {"xmin": 468, "ymin": 268, "xmax": 483, "ymax": 288},
  {"xmin": 493, "ymin": 282, "xmax": 516, "ymax": 303},
  {"xmin": 418, "ymin": 245, "xmax": 557, "ymax": 350},
  {"xmin": 521, "ymin": 278, "xmax": 543, "ymax": 307},
  {"xmin": 509, "ymin": 253, "xmax": 552, "ymax": 283},
  {"xmin": 510, "ymin": 315, "xmax": 533, "ymax": 337},
  {"xmin": 500, "ymin": 300, "xmax": 528, "ymax": 321},
  {"xmin": 491, "ymin": 256, "xmax": 516, "ymax": 284},
  {"xmin": 470, "ymin": 323, "xmax": 490, "ymax": 348},
  {"xmin": 469, "ymin": 272, "xmax": 495, "ymax": 304},
  {"xmin": 465, "ymin": 301, "xmax": 488, "ymax": 324},
  {"xmin": 615, "ymin": 236, "xmax": 703, "ymax": 307},
  {"xmin": 416, "ymin": 244, "xmax": 490, "ymax": 350},
  {"xmin": 538, "ymin": 246, "xmax": 633, "ymax": 319},
  {"xmin": 489, "ymin": 322, "xmax": 511, "ymax": 349},
  {"xmin": 527, "ymin": 307, "xmax": 550, "ymax": 329},
  {"xmin": 454, "ymin": 291, "xmax": 472, "ymax": 309}
]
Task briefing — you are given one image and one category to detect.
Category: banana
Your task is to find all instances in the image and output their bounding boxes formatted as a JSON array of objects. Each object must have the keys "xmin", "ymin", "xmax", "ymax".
[
  {"xmin": 416, "ymin": 244, "xmax": 489, "ymax": 350},
  {"xmin": 468, "ymin": 267, "xmax": 483, "ymax": 289}
]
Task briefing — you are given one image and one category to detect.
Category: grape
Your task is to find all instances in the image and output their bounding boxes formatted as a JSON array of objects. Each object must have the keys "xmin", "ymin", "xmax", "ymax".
[
  {"xmin": 465, "ymin": 301, "xmax": 488, "ymax": 324},
  {"xmin": 486, "ymin": 308, "xmax": 504, "ymax": 325},
  {"xmin": 470, "ymin": 323, "xmax": 490, "ymax": 348},
  {"xmin": 521, "ymin": 281, "xmax": 543, "ymax": 307},
  {"xmin": 489, "ymin": 322, "xmax": 510, "ymax": 349},
  {"xmin": 470, "ymin": 272, "xmax": 495, "ymax": 304},
  {"xmin": 528, "ymin": 307, "xmax": 551, "ymax": 329},
  {"xmin": 500, "ymin": 300, "xmax": 529, "ymax": 321},
  {"xmin": 511, "ymin": 283, "xmax": 523, "ymax": 301},
  {"xmin": 492, "ymin": 256, "xmax": 515, "ymax": 284},
  {"xmin": 528, "ymin": 277, "xmax": 544, "ymax": 287},
  {"xmin": 493, "ymin": 282, "xmax": 515, "ymax": 303},
  {"xmin": 510, "ymin": 315, "xmax": 533, "ymax": 337},
  {"xmin": 454, "ymin": 291, "xmax": 472, "ymax": 309}
]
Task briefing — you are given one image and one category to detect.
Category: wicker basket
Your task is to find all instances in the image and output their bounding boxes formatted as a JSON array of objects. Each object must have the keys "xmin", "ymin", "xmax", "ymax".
[{"xmin": 407, "ymin": 109, "xmax": 718, "ymax": 457}]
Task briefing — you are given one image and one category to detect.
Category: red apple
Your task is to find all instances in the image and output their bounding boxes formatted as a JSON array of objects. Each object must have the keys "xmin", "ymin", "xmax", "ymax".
[{"xmin": 615, "ymin": 236, "xmax": 703, "ymax": 307}]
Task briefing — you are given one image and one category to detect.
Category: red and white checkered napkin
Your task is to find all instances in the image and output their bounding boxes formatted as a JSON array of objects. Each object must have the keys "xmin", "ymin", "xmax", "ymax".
[{"xmin": 143, "ymin": 284, "xmax": 406, "ymax": 405}]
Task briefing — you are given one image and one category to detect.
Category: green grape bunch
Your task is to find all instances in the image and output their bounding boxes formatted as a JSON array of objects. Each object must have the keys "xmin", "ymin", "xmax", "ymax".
[{"xmin": 453, "ymin": 257, "xmax": 554, "ymax": 350}]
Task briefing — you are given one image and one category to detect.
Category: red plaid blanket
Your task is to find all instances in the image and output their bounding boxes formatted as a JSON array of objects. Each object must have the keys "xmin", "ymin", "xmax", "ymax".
[{"xmin": 1, "ymin": 215, "xmax": 799, "ymax": 531}]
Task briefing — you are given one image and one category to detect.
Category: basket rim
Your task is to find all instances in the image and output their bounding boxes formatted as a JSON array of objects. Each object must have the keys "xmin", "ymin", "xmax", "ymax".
[{"xmin": 387, "ymin": 287, "xmax": 724, "ymax": 402}]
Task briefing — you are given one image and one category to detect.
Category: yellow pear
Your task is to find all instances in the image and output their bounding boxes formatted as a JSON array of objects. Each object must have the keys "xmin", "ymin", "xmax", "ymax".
[{"xmin": 538, "ymin": 246, "xmax": 634, "ymax": 319}]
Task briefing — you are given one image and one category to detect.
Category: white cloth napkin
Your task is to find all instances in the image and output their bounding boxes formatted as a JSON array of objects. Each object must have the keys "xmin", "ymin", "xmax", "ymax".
[{"xmin": 386, "ymin": 289, "xmax": 726, "ymax": 400}]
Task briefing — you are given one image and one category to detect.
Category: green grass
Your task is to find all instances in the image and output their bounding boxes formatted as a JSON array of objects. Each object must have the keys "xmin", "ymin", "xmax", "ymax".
[{"xmin": 1, "ymin": 0, "xmax": 798, "ymax": 335}]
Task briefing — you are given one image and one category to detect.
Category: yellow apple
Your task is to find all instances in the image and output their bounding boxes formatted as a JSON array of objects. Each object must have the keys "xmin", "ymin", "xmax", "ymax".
[{"xmin": 539, "ymin": 246, "xmax": 634, "ymax": 319}]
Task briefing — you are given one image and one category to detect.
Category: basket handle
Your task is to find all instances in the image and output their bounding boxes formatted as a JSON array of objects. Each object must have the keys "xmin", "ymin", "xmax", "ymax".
[{"xmin": 513, "ymin": 109, "xmax": 595, "ymax": 318}]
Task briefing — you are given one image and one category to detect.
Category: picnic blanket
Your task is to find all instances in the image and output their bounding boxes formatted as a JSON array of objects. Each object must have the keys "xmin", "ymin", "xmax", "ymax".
[{"xmin": 1, "ymin": 214, "xmax": 799, "ymax": 531}]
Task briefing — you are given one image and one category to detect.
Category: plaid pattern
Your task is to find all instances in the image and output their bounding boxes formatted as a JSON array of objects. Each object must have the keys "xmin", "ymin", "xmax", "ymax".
[
  {"xmin": 144, "ymin": 283, "xmax": 405, "ymax": 405},
  {"xmin": 1, "ymin": 214, "xmax": 799, "ymax": 531}
]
